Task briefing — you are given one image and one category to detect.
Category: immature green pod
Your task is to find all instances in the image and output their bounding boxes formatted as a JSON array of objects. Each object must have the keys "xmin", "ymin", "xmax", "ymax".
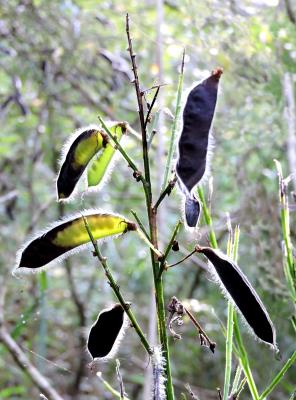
[
  {"xmin": 176, "ymin": 68, "xmax": 223, "ymax": 194},
  {"xmin": 87, "ymin": 303, "xmax": 127, "ymax": 360},
  {"xmin": 197, "ymin": 246, "xmax": 276, "ymax": 347},
  {"xmin": 15, "ymin": 211, "xmax": 136, "ymax": 271},
  {"xmin": 184, "ymin": 194, "xmax": 201, "ymax": 228},
  {"xmin": 57, "ymin": 126, "xmax": 108, "ymax": 200},
  {"xmin": 87, "ymin": 122, "xmax": 126, "ymax": 189}
]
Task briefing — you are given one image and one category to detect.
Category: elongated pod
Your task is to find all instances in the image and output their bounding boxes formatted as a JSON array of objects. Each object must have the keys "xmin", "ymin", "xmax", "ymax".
[
  {"xmin": 57, "ymin": 126, "xmax": 108, "ymax": 200},
  {"xmin": 87, "ymin": 303, "xmax": 127, "ymax": 360},
  {"xmin": 16, "ymin": 211, "xmax": 136, "ymax": 271},
  {"xmin": 87, "ymin": 122, "xmax": 126, "ymax": 188},
  {"xmin": 184, "ymin": 194, "xmax": 201, "ymax": 228},
  {"xmin": 197, "ymin": 246, "xmax": 276, "ymax": 347},
  {"xmin": 176, "ymin": 68, "xmax": 223, "ymax": 194}
]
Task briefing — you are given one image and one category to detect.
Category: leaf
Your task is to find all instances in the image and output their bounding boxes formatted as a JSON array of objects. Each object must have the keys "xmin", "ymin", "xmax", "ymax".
[
  {"xmin": 16, "ymin": 211, "xmax": 136, "ymax": 271},
  {"xmin": 176, "ymin": 68, "xmax": 223, "ymax": 194},
  {"xmin": 87, "ymin": 303, "xmax": 127, "ymax": 360},
  {"xmin": 197, "ymin": 246, "xmax": 276, "ymax": 347},
  {"xmin": 87, "ymin": 122, "xmax": 126, "ymax": 188},
  {"xmin": 57, "ymin": 125, "xmax": 108, "ymax": 200}
]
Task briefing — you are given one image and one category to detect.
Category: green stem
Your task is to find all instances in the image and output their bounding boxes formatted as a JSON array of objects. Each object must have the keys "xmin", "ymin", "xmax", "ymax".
[
  {"xmin": 83, "ymin": 215, "xmax": 153, "ymax": 356},
  {"xmin": 159, "ymin": 220, "xmax": 182, "ymax": 277},
  {"xmin": 258, "ymin": 350, "xmax": 296, "ymax": 400},
  {"xmin": 197, "ymin": 186, "xmax": 218, "ymax": 249},
  {"xmin": 223, "ymin": 226, "xmax": 240, "ymax": 400},
  {"xmin": 97, "ymin": 372, "xmax": 130, "ymax": 400},
  {"xmin": 233, "ymin": 313, "xmax": 259, "ymax": 399}
]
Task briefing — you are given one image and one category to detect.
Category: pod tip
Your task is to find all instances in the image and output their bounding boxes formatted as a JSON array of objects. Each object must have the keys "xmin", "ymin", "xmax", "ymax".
[{"xmin": 211, "ymin": 67, "xmax": 223, "ymax": 81}]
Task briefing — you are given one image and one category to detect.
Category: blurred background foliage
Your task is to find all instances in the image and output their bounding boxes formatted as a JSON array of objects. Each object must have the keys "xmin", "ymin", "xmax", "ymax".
[{"xmin": 0, "ymin": 0, "xmax": 295, "ymax": 399}]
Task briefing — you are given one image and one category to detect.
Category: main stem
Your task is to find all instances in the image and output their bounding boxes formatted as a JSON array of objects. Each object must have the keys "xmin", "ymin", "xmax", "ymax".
[{"xmin": 126, "ymin": 14, "xmax": 174, "ymax": 399}]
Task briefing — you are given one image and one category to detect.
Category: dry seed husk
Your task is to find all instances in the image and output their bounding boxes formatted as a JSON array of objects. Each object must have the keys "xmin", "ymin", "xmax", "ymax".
[
  {"xmin": 176, "ymin": 68, "xmax": 222, "ymax": 194},
  {"xmin": 17, "ymin": 212, "xmax": 136, "ymax": 270},
  {"xmin": 197, "ymin": 246, "xmax": 276, "ymax": 346},
  {"xmin": 87, "ymin": 303, "xmax": 125, "ymax": 359},
  {"xmin": 57, "ymin": 127, "xmax": 107, "ymax": 200}
]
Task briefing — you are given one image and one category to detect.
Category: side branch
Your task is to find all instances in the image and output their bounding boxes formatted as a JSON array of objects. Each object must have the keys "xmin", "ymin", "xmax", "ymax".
[
  {"xmin": 82, "ymin": 216, "xmax": 153, "ymax": 356},
  {"xmin": 0, "ymin": 327, "xmax": 64, "ymax": 400},
  {"xmin": 153, "ymin": 175, "xmax": 177, "ymax": 211}
]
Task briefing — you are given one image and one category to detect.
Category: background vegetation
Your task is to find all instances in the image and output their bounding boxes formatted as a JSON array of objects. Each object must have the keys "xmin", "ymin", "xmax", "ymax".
[{"xmin": 0, "ymin": 0, "xmax": 295, "ymax": 399}]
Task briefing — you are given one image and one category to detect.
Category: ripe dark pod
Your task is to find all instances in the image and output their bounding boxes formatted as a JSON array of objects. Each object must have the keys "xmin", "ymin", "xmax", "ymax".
[
  {"xmin": 185, "ymin": 194, "xmax": 201, "ymax": 228},
  {"xmin": 197, "ymin": 246, "xmax": 276, "ymax": 347},
  {"xmin": 15, "ymin": 211, "xmax": 136, "ymax": 271},
  {"xmin": 176, "ymin": 68, "xmax": 223, "ymax": 194},
  {"xmin": 57, "ymin": 126, "xmax": 108, "ymax": 200},
  {"xmin": 87, "ymin": 303, "xmax": 126, "ymax": 360}
]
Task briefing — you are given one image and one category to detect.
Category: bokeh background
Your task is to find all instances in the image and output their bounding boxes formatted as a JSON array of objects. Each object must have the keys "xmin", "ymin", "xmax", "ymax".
[{"xmin": 0, "ymin": 0, "xmax": 295, "ymax": 399}]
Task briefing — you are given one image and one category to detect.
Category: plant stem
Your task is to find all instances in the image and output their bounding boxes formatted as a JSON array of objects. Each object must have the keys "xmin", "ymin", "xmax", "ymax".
[
  {"xmin": 154, "ymin": 175, "xmax": 177, "ymax": 210},
  {"xmin": 82, "ymin": 215, "xmax": 153, "ymax": 356},
  {"xmin": 223, "ymin": 226, "xmax": 240, "ymax": 400},
  {"xmin": 258, "ymin": 350, "xmax": 296, "ymax": 400},
  {"xmin": 126, "ymin": 14, "xmax": 175, "ymax": 399},
  {"xmin": 197, "ymin": 186, "xmax": 218, "ymax": 249},
  {"xmin": 130, "ymin": 209, "xmax": 149, "ymax": 239}
]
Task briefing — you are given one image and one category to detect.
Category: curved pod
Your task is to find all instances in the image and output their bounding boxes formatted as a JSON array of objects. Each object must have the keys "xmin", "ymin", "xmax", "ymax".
[
  {"xmin": 57, "ymin": 126, "xmax": 108, "ymax": 200},
  {"xmin": 16, "ymin": 211, "xmax": 136, "ymax": 271},
  {"xmin": 197, "ymin": 246, "xmax": 276, "ymax": 347}
]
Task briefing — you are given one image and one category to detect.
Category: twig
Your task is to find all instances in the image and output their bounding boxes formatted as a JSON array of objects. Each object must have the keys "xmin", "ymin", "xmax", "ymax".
[
  {"xmin": 0, "ymin": 328, "xmax": 64, "ymax": 400},
  {"xmin": 184, "ymin": 307, "xmax": 216, "ymax": 353},
  {"xmin": 98, "ymin": 115, "xmax": 147, "ymax": 187},
  {"xmin": 82, "ymin": 215, "xmax": 153, "ymax": 355},
  {"xmin": 144, "ymin": 85, "xmax": 160, "ymax": 129},
  {"xmin": 153, "ymin": 174, "xmax": 177, "ymax": 210},
  {"xmin": 116, "ymin": 359, "xmax": 125, "ymax": 400},
  {"xmin": 166, "ymin": 248, "xmax": 197, "ymax": 270},
  {"xmin": 126, "ymin": 14, "xmax": 151, "ymax": 190},
  {"xmin": 136, "ymin": 228, "xmax": 163, "ymax": 259},
  {"xmin": 97, "ymin": 371, "xmax": 130, "ymax": 400},
  {"xmin": 158, "ymin": 220, "xmax": 182, "ymax": 278},
  {"xmin": 130, "ymin": 209, "xmax": 150, "ymax": 239}
]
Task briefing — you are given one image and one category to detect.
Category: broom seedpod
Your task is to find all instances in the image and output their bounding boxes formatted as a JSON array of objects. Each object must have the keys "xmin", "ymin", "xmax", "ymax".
[
  {"xmin": 16, "ymin": 211, "xmax": 136, "ymax": 271},
  {"xmin": 87, "ymin": 303, "xmax": 127, "ymax": 360},
  {"xmin": 87, "ymin": 122, "xmax": 126, "ymax": 189},
  {"xmin": 184, "ymin": 194, "xmax": 201, "ymax": 228},
  {"xmin": 196, "ymin": 246, "xmax": 276, "ymax": 347},
  {"xmin": 57, "ymin": 126, "xmax": 108, "ymax": 200},
  {"xmin": 176, "ymin": 68, "xmax": 223, "ymax": 194}
]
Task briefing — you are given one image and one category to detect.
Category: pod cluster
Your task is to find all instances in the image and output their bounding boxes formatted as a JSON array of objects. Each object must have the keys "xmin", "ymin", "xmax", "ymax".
[{"xmin": 176, "ymin": 68, "xmax": 223, "ymax": 227}]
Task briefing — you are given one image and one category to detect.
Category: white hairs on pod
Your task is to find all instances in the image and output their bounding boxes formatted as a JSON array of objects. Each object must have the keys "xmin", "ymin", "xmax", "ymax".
[
  {"xmin": 56, "ymin": 124, "xmax": 104, "ymax": 202},
  {"xmin": 152, "ymin": 346, "xmax": 166, "ymax": 400},
  {"xmin": 86, "ymin": 304, "xmax": 130, "ymax": 368},
  {"xmin": 13, "ymin": 208, "xmax": 131, "ymax": 276}
]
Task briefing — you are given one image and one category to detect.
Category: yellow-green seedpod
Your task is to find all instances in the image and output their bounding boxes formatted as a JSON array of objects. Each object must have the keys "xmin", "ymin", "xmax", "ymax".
[
  {"xmin": 57, "ymin": 126, "xmax": 108, "ymax": 200},
  {"xmin": 87, "ymin": 122, "xmax": 126, "ymax": 188},
  {"xmin": 17, "ymin": 211, "xmax": 136, "ymax": 270}
]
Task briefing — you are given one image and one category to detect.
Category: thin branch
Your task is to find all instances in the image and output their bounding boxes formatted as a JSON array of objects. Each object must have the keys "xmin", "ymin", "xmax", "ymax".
[
  {"xmin": 98, "ymin": 115, "xmax": 147, "ymax": 187},
  {"xmin": 153, "ymin": 174, "xmax": 177, "ymax": 210},
  {"xmin": 144, "ymin": 85, "xmax": 160, "ymax": 129},
  {"xmin": 130, "ymin": 209, "xmax": 150, "ymax": 239},
  {"xmin": 0, "ymin": 327, "xmax": 64, "ymax": 400},
  {"xmin": 82, "ymin": 215, "xmax": 153, "ymax": 355},
  {"xmin": 158, "ymin": 220, "xmax": 182, "ymax": 278},
  {"xmin": 184, "ymin": 307, "xmax": 216, "ymax": 353},
  {"xmin": 126, "ymin": 14, "xmax": 151, "ymax": 191},
  {"xmin": 166, "ymin": 247, "xmax": 197, "ymax": 270}
]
